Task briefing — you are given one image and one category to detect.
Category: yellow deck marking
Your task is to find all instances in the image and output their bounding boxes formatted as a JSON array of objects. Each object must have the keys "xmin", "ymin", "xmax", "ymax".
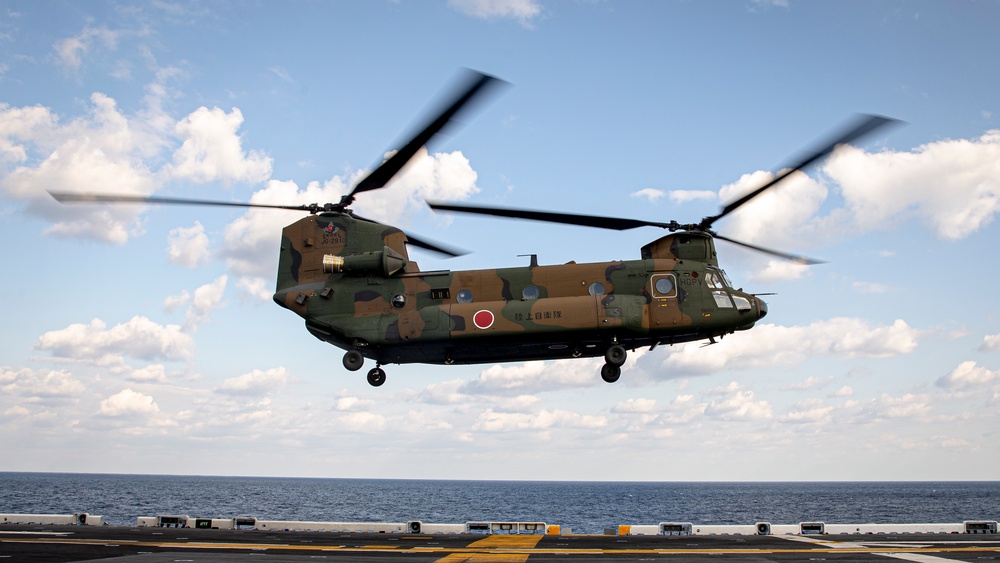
[
  {"xmin": 467, "ymin": 534, "xmax": 544, "ymax": 549},
  {"xmin": 435, "ymin": 553, "xmax": 529, "ymax": 562}
]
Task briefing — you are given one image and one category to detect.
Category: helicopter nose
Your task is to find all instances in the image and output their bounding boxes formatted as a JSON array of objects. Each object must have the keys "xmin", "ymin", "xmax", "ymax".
[{"xmin": 757, "ymin": 297, "xmax": 768, "ymax": 320}]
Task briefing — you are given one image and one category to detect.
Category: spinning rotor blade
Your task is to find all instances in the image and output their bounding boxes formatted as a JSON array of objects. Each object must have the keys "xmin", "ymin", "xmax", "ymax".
[
  {"xmin": 700, "ymin": 114, "xmax": 900, "ymax": 230},
  {"xmin": 49, "ymin": 191, "xmax": 315, "ymax": 212},
  {"xmin": 350, "ymin": 212, "xmax": 467, "ymax": 257},
  {"xmin": 712, "ymin": 234, "xmax": 825, "ymax": 265},
  {"xmin": 428, "ymin": 201, "xmax": 680, "ymax": 231},
  {"xmin": 345, "ymin": 70, "xmax": 505, "ymax": 204},
  {"xmin": 402, "ymin": 233, "xmax": 468, "ymax": 258}
]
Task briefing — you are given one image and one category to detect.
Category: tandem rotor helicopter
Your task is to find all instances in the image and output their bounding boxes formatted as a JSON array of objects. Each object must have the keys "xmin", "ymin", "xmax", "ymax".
[{"xmin": 51, "ymin": 70, "xmax": 896, "ymax": 387}]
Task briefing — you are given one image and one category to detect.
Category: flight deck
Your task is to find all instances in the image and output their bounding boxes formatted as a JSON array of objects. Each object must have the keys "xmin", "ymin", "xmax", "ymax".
[{"xmin": 2, "ymin": 515, "xmax": 998, "ymax": 563}]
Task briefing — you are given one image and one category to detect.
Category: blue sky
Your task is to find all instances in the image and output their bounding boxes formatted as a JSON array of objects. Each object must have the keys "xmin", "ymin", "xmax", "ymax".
[{"xmin": 2, "ymin": 0, "xmax": 999, "ymax": 482}]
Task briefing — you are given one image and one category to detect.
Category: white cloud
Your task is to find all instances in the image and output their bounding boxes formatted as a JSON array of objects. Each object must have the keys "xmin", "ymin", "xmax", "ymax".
[
  {"xmin": 35, "ymin": 316, "xmax": 194, "ymax": 364},
  {"xmin": 167, "ymin": 221, "xmax": 210, "ymax": 268},
  {"xmin": 236, "ymin": 276, "xmax": 273, "ymax": 302},
  {"xmin": 356, "ymin": 148, "xmax": 480, "ymax": 225},
  {"xmin": 661, "ymin": 318, "xmax": 921, "ymax": 377},
  {"xmin": 184, "ymin": 275, "xmax": 227, "ymax": 330},
  {"xmin": 936, "ymin": 360, "xmax": 1000, "ymax": 389},
  {"xmin": 128, "ymin": 364, "xmax": 168, "ymax": 384},
  {"xmin": 53, "ymin": 25, "xmax": 119, "ymax": 70},
  {"xmin": 631, "ymin": 188, "xmax": 666, "ymax": 202},
  {"xmin": 1, "ymin": 93, "xmax": 157, "ymax": 244},
  {"xmin": 980, "ymin": 333, "xmax": 1000, "ymax": 352},
  {"xmin": 851, "ymin": 393, "xmax": 932, "ymax": 422},
  {"xmin": 778, "ymin": 398, "xmax": 833, "ymax": 424},
  {"xmin": 0, "ymin": 367, "xmax": 85, "ymax": 399},
  {"xmin": 168, "ymin": 106, "xmax": 272, "ymax": 184},
  {"xmin": 217, "ymin": 367, "xmax": 290, "ymax": 397},
  {"xmin": 459, "ymin": 359, "xmax": 601, "ymax": 396},
  {"xmin": 822, "ymin": 132, "xmax": 1000, "ymax": 240},
  {"xmin": 98, "ymin": 388, "xmax": 159, "ymax": 417},
  {"xmin": 221, "ymin": 178, "xmax": 349, "ymax": 277},
  {"xmin": 472, "ymin": 408, "xmax": 607, "ymax": 432},
  {"xmin": 780, "ymin": 375, "xmax": 832, "ymax": 391},
  {"xmin": 163, "ymin": 290, "xmax": 190, "ymax": 313},
  {"xmin": 448, "ymin": 0, "xmax": 542, "ymax": 27},
  {"xmin": 669, "ymin": 190, "xmax": 717, "ymax": 204},
  {"xmin": 704, "ymin": 382, "xmax": 773, "ymax": 421}
]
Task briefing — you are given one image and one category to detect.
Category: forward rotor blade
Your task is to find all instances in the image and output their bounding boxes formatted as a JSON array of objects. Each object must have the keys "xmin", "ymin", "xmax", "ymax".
[
  {"xmin": 713, "ymin": 233, "xmax": 825, "ymax": 265},
  {"xmin": 428, "ymin": 201, "xmax": 678, "ymax": 231},
  {"xmin": 347, "ymin": 70, "xmax": 505, "ymax": 201},
  {"xmin": 702, "ymin": 114, "xmax": 900, "ymax": 229},
  {"xmin": 49, "ymin": 191, "xmax": 312, "ymax": 212}
]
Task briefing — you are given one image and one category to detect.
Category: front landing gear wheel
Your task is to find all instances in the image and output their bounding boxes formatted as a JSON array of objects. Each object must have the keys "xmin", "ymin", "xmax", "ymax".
[
  {"xmin": 604, "ymin": 344, "xmax": 627, "ymax": 367},
  {"xmin": 601, "ymin": 364, "xmax": 621, "ymax": 383},
  {"xmin": 367, "ymin": 367, "xmax": 386, "ymax": 387},
  {"xmin": 343, "ymin": 350, "xmax": 364, "ymax": 371}
]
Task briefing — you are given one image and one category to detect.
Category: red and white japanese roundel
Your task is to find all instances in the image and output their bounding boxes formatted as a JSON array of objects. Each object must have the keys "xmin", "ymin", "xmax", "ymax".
[{"xmin": 473, "ymin": 309, "xmax": 495, "ymax": 329}]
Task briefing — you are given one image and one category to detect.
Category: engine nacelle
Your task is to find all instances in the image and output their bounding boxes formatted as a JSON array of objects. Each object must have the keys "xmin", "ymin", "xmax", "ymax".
[{"xmin": 323, "ymin": 246, "xmax": 408, "ymax": 277}]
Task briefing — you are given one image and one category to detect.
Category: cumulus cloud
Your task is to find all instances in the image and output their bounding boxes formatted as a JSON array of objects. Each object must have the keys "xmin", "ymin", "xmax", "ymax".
[
  {"xmin": 459, "ymin": 359, "xmax": 601, "ymax": 396},
  {"xmin": 1, "ymin": 93, "xmax": 157, "ymax": 244},
  {"xmin": 216, "ymin": 367, "xmax": 290, "ymax": 397},
  {"xmin": 823, "ymin": 132, "xmax": 1000, "ymax": 240},
  {"xmin": 0, "ymin": 367, "xmax": 85, "ymax": 400},
  {"xmin": 184, "ymin": 275, "xmax": 227, "ymax": 330},
  {"xmin": 35, "ymin": 316, "xmax": 194, "ymax": 364},
  {"xmin": 168, "ymin": 106, "xmax": 272, "ymax": 184},
  {"xmin": 704, "ymin": 382, "xmax": 773, "ymax": 421},
  {"xmin": 631, "ymin": 188, "xmax": 666, "ymax": 202},
  {"xmin": 167, "ymin": 221, "xmax": 210, "ymax": 268},
  {"xmin": 707, "ymin": 130, "xmax": 1000, "ymax": 281},
  {"xmin": 98, "ymin": 388, "xmax": 159, "ymax": 417},
  {"xmin": 661, "ymin": 318, "xmax": 921, "ymax": 377},
  {"xmin": 448, "ymin": 0, "xmax": 543, "ymax": 27},
  {"xmin": 1, "ymin": 89, "xmax": 270, "ymax": 244},
  {"xmin": 936, "ymin": 360, "xmax": 1000, "ymax": 389},
  {"xmin": 980, "ymin": 333, "xmax": 1000, "ymax": 352},
  {"xmin": 222, "ymin": 149, "xmax": 481, "ymax": 276}
]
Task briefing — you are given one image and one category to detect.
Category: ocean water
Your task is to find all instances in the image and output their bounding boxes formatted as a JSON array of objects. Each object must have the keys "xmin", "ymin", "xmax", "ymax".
[{"xmin": 1, "ymin": 473, "xmax": 997, "ymax": 533}]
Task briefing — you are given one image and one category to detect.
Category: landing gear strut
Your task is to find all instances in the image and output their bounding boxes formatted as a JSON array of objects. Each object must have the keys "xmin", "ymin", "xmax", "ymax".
[
  {"xmin": 367, "ymin": 365, "xmax": 386, "ymax": 387},
  {"xmin": 600, "ymin": 343, "xmax": 627, "ymax": 383}
]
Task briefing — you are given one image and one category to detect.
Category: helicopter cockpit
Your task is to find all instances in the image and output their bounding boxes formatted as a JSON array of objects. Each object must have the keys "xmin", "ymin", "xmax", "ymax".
[{"xmin": 706, "ymin": 266, "xmax": 752, "ymax": 312}]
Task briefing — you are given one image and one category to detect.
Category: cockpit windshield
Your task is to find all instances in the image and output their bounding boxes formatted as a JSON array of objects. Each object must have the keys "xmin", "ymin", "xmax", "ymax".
[{"xmin": 706, "ymin": 267, "xmax": 732, "ymax": 289}]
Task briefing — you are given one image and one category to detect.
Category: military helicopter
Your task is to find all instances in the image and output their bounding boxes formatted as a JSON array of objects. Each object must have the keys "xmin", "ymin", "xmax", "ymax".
[{"xmin": 51, "ymin": 71, "xmax": 896, "ymax": 387}]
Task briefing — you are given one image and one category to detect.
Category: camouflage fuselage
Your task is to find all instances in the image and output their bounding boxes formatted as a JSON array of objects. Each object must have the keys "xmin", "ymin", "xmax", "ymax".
[{"xmin": 273, "ymin": 213, "xmax": 767, "ymax": 366}]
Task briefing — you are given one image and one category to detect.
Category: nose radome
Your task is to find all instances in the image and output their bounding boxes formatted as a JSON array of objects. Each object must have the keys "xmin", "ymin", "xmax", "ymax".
[{"xmin": 757, "ymin": 298, "xmax": 768, "ymax": 320}]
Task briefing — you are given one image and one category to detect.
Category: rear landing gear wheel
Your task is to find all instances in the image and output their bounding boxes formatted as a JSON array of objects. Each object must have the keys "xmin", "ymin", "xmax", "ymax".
[
  {"xmin": 605, "ymin": 344, "xmax": 627, "ymax": 367},
  {"xmin": 343, "ymin": 350, "xmax": 364, "ymax": 371},
  {"xmin": 601, "ymin": 363, "xmax": 621, "ymax": 383},
  {"xmin": 367, "ymin": 367, "xmax": 386, "ymax": 387}
]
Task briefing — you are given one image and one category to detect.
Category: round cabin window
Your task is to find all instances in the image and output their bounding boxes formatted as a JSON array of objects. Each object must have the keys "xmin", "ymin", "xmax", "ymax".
[
  {"xmin": 391, "ymin": 294, "xmax": 407, "ymax": 309},
  {"xmin": 522, "ymin": 285, "xmax": 539, "ymax": 300},
  {"xmin": 588, "ymin": 282, "xmax": 605, "ymax": 296},
  {"xmin": 456, "ymin": 290, "xmax": 473, "ymax": 304},
  {"xmin": 655, "ymin": 276, "xmax": 675, "ymax": 295}
]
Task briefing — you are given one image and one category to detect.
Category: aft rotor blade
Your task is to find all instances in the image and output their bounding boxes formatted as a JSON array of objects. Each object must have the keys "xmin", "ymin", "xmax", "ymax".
[
  {"xmin": 713, "ymin": 233, "xmax": 825, "ymax": 265},
  {"xmin": 351, "ymin": 212, "xmax": 467, "ymax": 257},
  {"xmin": 403, "ymin": 233, "xmax": 468, "ymax": 257},
  {"xmin": 347, "ymin": 70, "xmax": 505, "ymax": 201},
  {"xmin": 702, "ymin": 114, "xmax": 900, "ymax": 229},
  {"xmin": 49, "ymin": 191, "xmax": 312, "ymax": 212},
  {"xmin": 428, "ymin": 201, "xmax": 678, "ymax": 231}
]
